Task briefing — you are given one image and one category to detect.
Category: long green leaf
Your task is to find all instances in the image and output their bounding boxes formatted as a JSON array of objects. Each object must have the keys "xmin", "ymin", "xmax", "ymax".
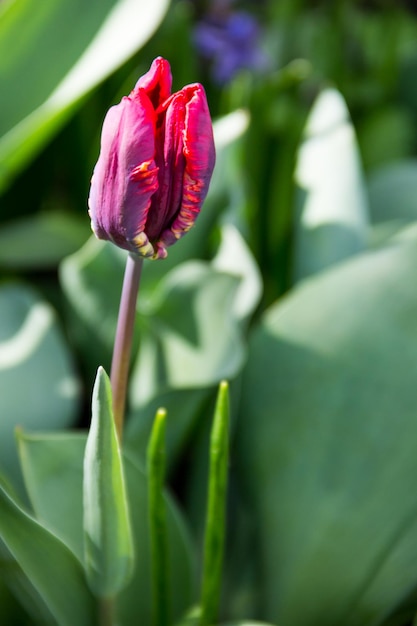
[
  {"xmin": 0, "ymin": 483, "xmax": 94, "ymax": 626},
  {"xmin": 147, "ymin": 408, "xmax": 170, "ymax": 626},
  {"xmin": 83, "ymin": 366, "xmax": 134, "ymax": 597},
  {"xmin": 0, "ymin": 0, "xmax": 169, "ymax": 192},
  {"xmin": 200, "ymin": 381, "xmax": 230, "ymax": 626}
]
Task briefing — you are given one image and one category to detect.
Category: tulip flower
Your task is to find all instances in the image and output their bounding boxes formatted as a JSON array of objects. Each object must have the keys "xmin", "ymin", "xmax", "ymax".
[{"xmin": 88, "ymin": 57, "xmax": 216, "ymax": 260}]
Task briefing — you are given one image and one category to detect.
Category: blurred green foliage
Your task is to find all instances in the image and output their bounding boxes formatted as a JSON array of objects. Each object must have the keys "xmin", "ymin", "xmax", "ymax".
[{"xmin": 2, "ymin": 0, "xmax": 417, "ymax": 624}]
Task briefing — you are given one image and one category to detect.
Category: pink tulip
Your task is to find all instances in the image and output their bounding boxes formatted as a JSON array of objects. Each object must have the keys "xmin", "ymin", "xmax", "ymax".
[{"xmin": 88, "ymin": 57, "xmax": 216, "ymax": 259}]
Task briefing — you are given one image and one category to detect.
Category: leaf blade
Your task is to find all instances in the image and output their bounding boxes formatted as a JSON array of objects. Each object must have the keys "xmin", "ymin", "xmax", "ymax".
[
  {"xmin": 0, "ymin": 483, "xmax": 94, "ymax": 626},
  {"xmin": 200, "ymin": 381, "xmax": 230, "ymax": 626},
  {"xmin": 83, "ymin": 367, "xmax": 134, "ymax": 597}
]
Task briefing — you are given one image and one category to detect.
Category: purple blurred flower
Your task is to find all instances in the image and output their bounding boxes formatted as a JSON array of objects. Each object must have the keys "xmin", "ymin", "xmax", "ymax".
[
  {"xmin": 194, "ymin": 9, "xmax": 267, "ymax": 84},
  {"xmin": 88, "ymin": 57, "xmax": 216, "ymax": 260}
]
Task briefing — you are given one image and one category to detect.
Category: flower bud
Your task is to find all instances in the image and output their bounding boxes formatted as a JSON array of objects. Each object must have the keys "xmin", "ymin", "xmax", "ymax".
[{"xmin": 88, "ymin": 57, "xmax": 216, "ymax": 259}]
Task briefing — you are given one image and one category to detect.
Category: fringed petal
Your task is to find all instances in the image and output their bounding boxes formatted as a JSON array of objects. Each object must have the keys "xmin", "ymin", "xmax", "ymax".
[
  {"xmin": 158, "ymin": 84, "xmax": 215, "ymax": 249},
  {"xmin": 133, "ymin": 56, "xmax": 172, "ymax": 109}
]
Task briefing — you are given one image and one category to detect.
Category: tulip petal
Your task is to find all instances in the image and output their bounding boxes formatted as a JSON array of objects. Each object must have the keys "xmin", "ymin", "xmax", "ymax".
[
  {"xmin": 145, "ymin": 91, "xmax": 187, "ymax": 243},
  {"xmin": 134, "ymin": 56, "xmax": 172, "ymax": 109},
  {"xmin": 88, "ymin": 90, "xmax": 159, "ymax": 255},
  {"xmin": 158, "ymin": 84, "xmax": 215, "ymax": 250}
]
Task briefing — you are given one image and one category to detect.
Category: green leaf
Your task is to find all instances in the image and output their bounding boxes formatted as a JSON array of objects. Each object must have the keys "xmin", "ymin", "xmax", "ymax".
[
  {"xmin": 0, "ymin": 483, "xmax": 94, "ymax": 626},
  {"xmin": 130, "ymin": 261, "xmax": 243, "ymax": 406},
  {"xmin": 201, "ymin": 381, "xmax": 230, "ymax": 626},
  {"xmin": 293, "ymin": 88, "xmax": 369, "ymax": 281},
  {"xmin": 236, "ymin": 227, "xmax": 417, "ymax": 626},
  {"xmin": 17, "ymin": 431, "xmax": 86, "ymax": 562},
  {"xmin": 147, "ymin": 408, "xmax": 170, "ymax": 626},
  {"xmin": 16, "ymin": 431, "xmax": 195, "ymax": 624},
  {"xmin": 83, "ymin": 367, "xmax": 134, "ymax": 597},
  {"xmin": 218, "ymin": 623, "xmax": 277, "ymax": 626},
  {"xmin": 126, "ymin": 388, "xmax": 212, "ymax": 471},
  {"xmin": 212, "ymin": 223, "xmax": 262, "ymax": 323},
  {"xmin": 119, "ymin": 453, "xmax": 195, "ymax": 625},
  {"xmin": 359, "ymin": 107, "xmax": 415, "ymax": 170},
  {"xmin": 0, "ymin": 284, "xmax": 79, "ymax": 492},
  {"xmin": 59, "ymin": 237, "xmax": 127, "ymax": 373},
  {"xmin": 0, "ymin": 211, "xmax": 89, "ymax": 269},
  {"xmin": 368, "ymin": 159, "xmax": 417, "ymax": 221},
  {"xmin": 0, "ymin": 0, "xmax": 169, "ymax": 192},
  {"xmin": 367, "ymin": 160, "xmax": 417, "ymax": 248},
  {"xmin": 176, "ymin": 613, "xmax": 275, "ymax": 626}
]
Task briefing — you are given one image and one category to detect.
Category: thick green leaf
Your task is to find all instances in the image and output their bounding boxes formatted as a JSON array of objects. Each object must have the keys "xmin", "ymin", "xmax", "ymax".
[
  {"xmin": 16, "ymin": 431, "xmax": 195, "ymax": 624},
  {"xmin": 59, "ymin": 237, "xmax": 127, "ymax": 373},
  {"xmin": 0, "ymin": 483, "xmax": 94, "ymax": 626},
  {"xmin": 61, "ymin": 227, "xmax": 256, "ymax": 467},
  {"xmin": 367, "ymin": 160, "xmax": 417, "ymax": 248},
  {"xmin": 17, "ymin": 431, "xmax": 85, "ymax": 562},
  {"xmin": 83, "ymin": 367, "xmax": 134, "ymax": 597},
  {"xmin": 237, "ymin": 227, "xmax": 417, "ymax": 626},
  {"xmin": 0, "ymin": 284, "xmax": 79, "ymax": 491},
  {"xmin": 293, "ymin": 88, "xmax": 369, "ymax": 281},
  {"xmin": 130, "ymin": 261, "xmax": 243, "ymax": 405},
  {"xmin": 0, "ymin": 211, "xmax": 89, "ymax": 269},
  {"xmin": 368, "ymin": 159, "xmax": 417, "ymax": 230},
  {"xmin": 212, "ymin": 223, "xmax": 262, "ymax": 323},
  {"xmin": 0, "ymin": 0, "xmax": 169, "ymax": 192}
]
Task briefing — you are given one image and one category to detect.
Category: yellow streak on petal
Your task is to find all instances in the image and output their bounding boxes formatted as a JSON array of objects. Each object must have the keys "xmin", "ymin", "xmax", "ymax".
[{"xmin": 132, "ymin": 232, "xmax": 155, "ymax": 258}]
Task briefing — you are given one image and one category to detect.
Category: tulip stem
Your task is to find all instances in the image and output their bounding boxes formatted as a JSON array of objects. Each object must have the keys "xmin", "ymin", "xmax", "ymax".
[{"xmin": 110, "ymin": 253, "xmax": 143, "ymax": 441}]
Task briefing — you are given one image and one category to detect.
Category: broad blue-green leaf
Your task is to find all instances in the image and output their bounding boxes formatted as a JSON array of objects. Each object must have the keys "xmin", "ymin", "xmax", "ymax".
[
  {"xmin": 130, "ymin": 261, "xmax": 243, "ymax": 406},
  {"xmin": 0, "ymin": 483, "xmax": 94, "ymax": 626},
  {"xmin": 59, "ymin": 237, "xmax": 127, "ymax": 374},
  {"xmin": 0, "ymin": 211, "xmax": 89, "ymax": 269},
  {"xmin": 367, "ymin": 160, "xmax": 417, "ymax": 246},
  {"xmin": 17, "ymin": 431, "xmax": 86, "ymax": 562},
  {"xmin": 0, "ymin": 284, "xmax": 79, "ymax": 491},
  {"xmin": 0, "ymin": 0, "xmax": 169, "ymax": 192},
  {"xmin": 83, "ymin": 367, "xmax": 134, "ymax": 597},
  {"xmin": 237, "ymin": 226, "xmax": 417, "ymax": 626},
  {"xmin": 293, "ymin": 88, "xmax": 369, "ymax": 281},
  {"xmin": 16, "ymin": 431, "xmax": 195, "ymax": 624},
  {"xmin": 212, "ymin": 223, "xmax": 262, "ymax": 323}
]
